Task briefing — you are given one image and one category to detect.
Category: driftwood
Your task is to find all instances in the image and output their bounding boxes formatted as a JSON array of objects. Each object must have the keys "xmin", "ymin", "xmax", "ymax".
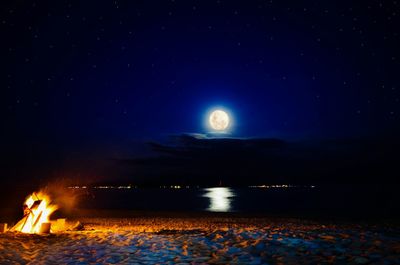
[
  {"xmin": 11, "ymin": 197, "xmax": 46, "ymax": 233},
  {"xmin": 0, "ymin": 223, "xmax": 7, "ymax": 233}
]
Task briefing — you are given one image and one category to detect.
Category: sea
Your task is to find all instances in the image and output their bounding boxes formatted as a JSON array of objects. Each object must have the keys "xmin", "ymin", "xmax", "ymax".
[
  {"xmin": 1, "ymin": 185, "xmax": 398, "ymax": 221},
  {"xmin": 75, "ymin": 185, "xmax": 397, "ymax": 218}
]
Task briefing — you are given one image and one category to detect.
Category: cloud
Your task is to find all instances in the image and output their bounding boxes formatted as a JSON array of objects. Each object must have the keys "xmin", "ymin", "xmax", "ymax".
[{"xmin": 114, "ymin": 134, "xmax": 400, "ymax": 186}]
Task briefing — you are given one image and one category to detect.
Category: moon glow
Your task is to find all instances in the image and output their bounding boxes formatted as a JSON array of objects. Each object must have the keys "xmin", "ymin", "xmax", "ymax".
[{"xmin": 209, "ymin": 110, "xmax": 230, "ymax": 131}]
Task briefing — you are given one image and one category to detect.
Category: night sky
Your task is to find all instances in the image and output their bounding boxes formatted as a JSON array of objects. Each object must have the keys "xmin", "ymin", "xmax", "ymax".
[{"xmin": 1, "ymin": 1, "xmax": 400, "ymax": 186}]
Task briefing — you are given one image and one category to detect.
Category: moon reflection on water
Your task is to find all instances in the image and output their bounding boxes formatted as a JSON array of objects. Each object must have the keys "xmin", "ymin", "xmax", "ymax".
[{"xmin": 203, "ymin": 187, "xmax": 235, "ymax": 212}]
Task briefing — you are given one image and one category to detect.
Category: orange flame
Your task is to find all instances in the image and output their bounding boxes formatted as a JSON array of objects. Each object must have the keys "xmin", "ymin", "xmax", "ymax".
[{"xmin": 12, "ymin": 191, "xmax": 58, "ymax": 233}]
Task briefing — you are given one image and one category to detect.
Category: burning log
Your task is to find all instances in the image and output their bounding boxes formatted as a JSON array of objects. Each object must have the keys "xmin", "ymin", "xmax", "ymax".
[
  {"xmin": 0, "ymin": 223, "xmax": 7, "ymax": 233},
  {"xmin": 11, "ymin": 192, "xmax": 58, "ymax": 234},
  {"xmin": 56, "ymin": 218, "xmax": 66, "ymax": 228},
  {"xmin": 39, "ymin": 222, "xmax": 51, "ymax": 233},
  {"xmin": 71, "ymin": 221, "xmax": 84, "ymax": 231}
]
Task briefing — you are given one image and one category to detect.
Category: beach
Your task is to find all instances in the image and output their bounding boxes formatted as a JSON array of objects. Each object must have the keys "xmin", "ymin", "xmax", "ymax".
[{"xmin": 1, "ymin": 215, "xmax": 399, "ymax": 264}]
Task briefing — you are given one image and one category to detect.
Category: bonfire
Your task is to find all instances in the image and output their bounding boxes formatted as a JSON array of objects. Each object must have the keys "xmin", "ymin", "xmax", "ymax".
[{"xmin": 11, "ymin": 191, "xmax": 58, "ymax": 234}]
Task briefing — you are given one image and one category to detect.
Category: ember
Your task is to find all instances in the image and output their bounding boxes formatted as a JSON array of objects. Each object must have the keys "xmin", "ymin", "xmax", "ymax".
[{"xmin": 11, "ymin": 192, "xmax": 58, "ymax": 234}]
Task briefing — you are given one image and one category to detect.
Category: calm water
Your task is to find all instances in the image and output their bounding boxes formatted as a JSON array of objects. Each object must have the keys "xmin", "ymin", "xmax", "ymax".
[{"xmin": 76, "ymin": 186, "xmax": 398, "ymax": 217}]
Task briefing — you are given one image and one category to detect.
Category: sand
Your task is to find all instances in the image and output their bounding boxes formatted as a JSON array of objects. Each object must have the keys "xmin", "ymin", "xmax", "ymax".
[{"xmin": 0, "ymin": 217, "xmax": 399, "ymax": 264}]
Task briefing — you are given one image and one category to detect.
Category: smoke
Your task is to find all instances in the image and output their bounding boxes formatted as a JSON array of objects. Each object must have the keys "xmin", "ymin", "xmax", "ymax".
[{"xmin": 39, "ymin": 180, "xmax": 82, "ymax": 214}]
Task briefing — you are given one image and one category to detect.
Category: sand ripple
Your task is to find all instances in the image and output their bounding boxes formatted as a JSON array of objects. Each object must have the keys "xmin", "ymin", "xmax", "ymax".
[{"xmin": 0, "ymin": 217, "xmax": 399, "ymax": 264}]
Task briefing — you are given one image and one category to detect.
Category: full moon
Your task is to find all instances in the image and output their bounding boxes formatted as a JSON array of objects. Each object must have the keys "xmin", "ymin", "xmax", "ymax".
[{"xmin": 209, "ymin": 110, "xmax": 230, "ymax": 131}]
